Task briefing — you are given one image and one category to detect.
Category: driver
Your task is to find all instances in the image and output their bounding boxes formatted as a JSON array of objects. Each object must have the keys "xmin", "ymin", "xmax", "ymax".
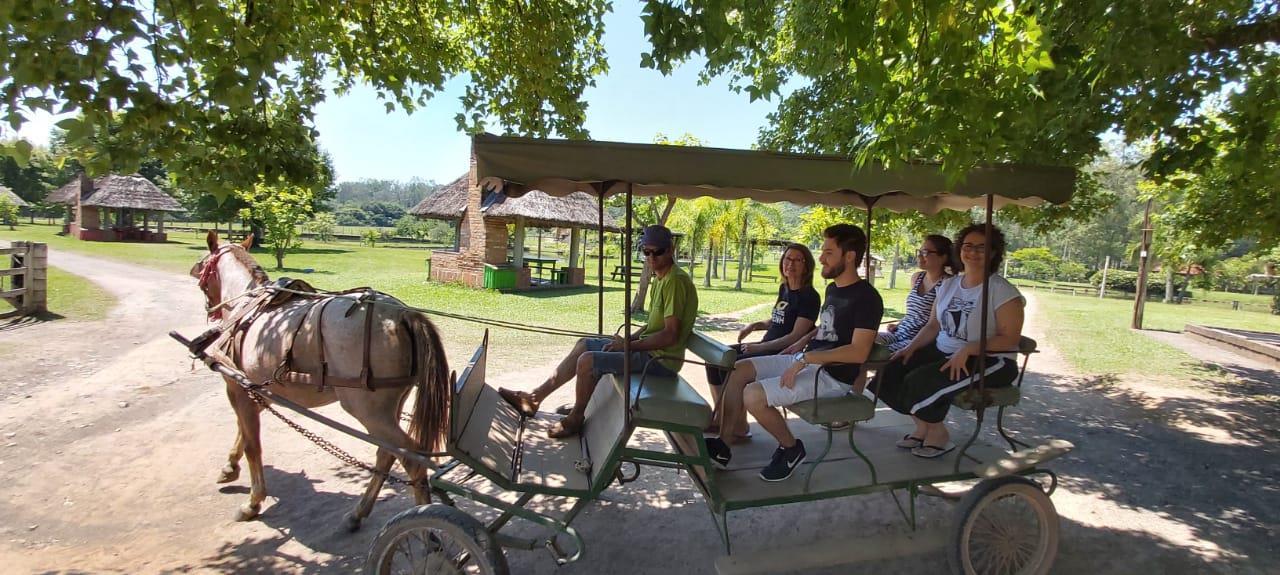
[{"xmin": 498, "ymin": 225, "xmax": 698, "ymax": 439}]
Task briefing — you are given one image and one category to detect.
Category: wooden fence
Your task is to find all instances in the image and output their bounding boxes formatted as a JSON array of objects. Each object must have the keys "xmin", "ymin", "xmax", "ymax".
[{"xmin": 1, "ymin": 241, "xmax": 47, "ymax": 318}]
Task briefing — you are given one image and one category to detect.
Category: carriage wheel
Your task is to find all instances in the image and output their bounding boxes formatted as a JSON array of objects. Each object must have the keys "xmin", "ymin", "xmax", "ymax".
[
  {"xmin": 948, "ymin": 476, "xmax": 1059, "ymax": 575},
  {"xmin": 366, "ymin": 504, "xmax": 509, "ymax": 575}
]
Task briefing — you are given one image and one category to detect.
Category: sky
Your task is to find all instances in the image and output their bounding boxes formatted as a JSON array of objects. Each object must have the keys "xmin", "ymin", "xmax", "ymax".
[{"xmin": 13, "ymin": 1, "xmax": 783, "ymax": 184}]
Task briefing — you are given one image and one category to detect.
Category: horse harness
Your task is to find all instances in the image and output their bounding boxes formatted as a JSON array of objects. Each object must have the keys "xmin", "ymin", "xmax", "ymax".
[{"xmin": 211, "ymin": 278, "xmax": 420, "ymax": 392}]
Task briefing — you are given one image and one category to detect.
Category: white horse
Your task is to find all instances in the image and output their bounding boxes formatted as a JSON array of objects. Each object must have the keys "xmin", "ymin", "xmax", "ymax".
[{"xmin": 190, "ymin": 231, "xmax": 449, "ymax": 529}]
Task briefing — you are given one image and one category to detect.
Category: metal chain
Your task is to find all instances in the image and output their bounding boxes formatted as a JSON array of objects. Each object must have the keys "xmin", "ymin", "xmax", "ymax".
[{"xmin": 243, "ymin": 383, "xmax": 423, "ymax": 487}]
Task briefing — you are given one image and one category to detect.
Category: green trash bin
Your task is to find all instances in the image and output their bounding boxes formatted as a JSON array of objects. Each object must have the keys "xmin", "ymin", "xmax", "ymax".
[{"xmin": 483, "ymin": 264, "xmax": 517, "ymax": 290}]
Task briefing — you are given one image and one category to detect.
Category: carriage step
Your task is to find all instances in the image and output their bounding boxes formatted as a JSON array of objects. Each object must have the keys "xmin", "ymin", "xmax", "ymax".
[
  {"xmin": 715, "ymin": 529, "xmax": 945, "ymax": 574},
  {"xmin": 974, "ymin": 439, "xmax": 1074, "ymax": 479}
]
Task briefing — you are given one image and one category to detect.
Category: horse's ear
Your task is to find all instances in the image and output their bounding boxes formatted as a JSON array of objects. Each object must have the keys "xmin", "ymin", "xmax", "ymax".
[
  {"xmin": 240, "ymin": 233, "xmax": 254, "ymax": 251},
  {"xmin": 206, "ymin": 230, "xmax": 218, "ymax": 253}
]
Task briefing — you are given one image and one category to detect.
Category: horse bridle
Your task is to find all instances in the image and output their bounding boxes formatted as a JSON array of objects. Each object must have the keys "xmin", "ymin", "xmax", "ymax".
[{"xmin": 198, "ymin": 245, "xmax": 265, "ymax": 322}]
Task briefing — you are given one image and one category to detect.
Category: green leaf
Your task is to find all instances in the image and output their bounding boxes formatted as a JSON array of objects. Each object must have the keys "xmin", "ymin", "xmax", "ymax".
[{"xmin": 12, "ymin": 140, "xmax": 32, "ymax": 167}]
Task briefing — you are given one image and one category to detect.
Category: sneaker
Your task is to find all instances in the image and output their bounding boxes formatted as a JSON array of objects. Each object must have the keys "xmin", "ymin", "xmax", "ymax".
[
  {"xmin": 704, "ymin": 437, "xmax": 732, "ymax": 469},
  {"xmin": 759, "ymin": 439, "xmax": 806, "ymax": 482}
]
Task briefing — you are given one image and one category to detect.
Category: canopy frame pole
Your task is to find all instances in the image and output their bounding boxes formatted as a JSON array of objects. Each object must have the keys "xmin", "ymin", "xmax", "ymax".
[
  {"xmin": 621, "ymin": 182, "xmax": 634, "ymax": 422},
  {"xmin": 978, "ymin": 193, "xmax": 994, "ymax": 394},
  {"xmin": 859, "ymin": 195, "xmax": 880, "ymax": 281},
  {"xmin": 596, "ymin": 184, "xmax": 606, "ymax": 334}
]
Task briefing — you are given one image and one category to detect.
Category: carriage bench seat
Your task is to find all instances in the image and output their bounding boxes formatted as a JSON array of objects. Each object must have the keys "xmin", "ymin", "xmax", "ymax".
[
  {"xmin": 608, "ymin": 330, "xmax": 736, "ymax": 431},
  {"xmin": 952, "ymin": 336, "xmax": 1037, "ymax": 410}
]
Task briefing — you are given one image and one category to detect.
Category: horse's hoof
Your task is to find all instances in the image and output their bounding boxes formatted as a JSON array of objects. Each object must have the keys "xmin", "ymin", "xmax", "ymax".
[
  {"xmin": 234, "ymin": 504, "xmax": 260, "ymax": 522},
  {"xmin": 343, "ymin": 512, "xmax": 362, "ymax": 533},
  {"xmin": 217, "ymin": 467, "xmax": 240, "ymax": 484}
]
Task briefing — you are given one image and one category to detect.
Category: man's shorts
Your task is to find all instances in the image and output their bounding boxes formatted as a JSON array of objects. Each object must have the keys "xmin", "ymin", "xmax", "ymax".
[
  {"xmin": 583, "ymin": 337, "xmax": 677, "ymax": 382},
  {"xmin": 747, "ymin": 354, "xmax": 850, "ymax": 407}
]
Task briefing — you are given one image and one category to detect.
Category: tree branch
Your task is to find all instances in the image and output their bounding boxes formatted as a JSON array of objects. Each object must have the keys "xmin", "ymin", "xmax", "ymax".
[{"xmin": 1193, "ymin": 17, "xmax": 1280, "ymax": 52}]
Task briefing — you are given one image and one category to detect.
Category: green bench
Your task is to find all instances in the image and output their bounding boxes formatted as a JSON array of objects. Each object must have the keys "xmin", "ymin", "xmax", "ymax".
[{"xmin": 607, "ymin": 330, "xmax": 735, "ymax": 431}]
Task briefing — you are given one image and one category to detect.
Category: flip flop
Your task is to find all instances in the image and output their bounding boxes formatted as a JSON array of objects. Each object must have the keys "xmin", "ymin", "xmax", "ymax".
[
  {"xmin": 895, "ymin": 434, "xmax": 924, "ymax": 449},
  {"xmin": 911, "ymin": 442, "xmax": 956, "ymax": 459},
  {"xmin": 497, "ymin": 388, "xmax": 538, "ymax": 418},
  {"xmin": 548, "ymin": 417, "xmax": 584, "ymax": 439}
]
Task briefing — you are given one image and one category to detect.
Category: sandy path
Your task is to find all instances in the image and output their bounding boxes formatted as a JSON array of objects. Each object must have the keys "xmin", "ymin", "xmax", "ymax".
[{"xmin": 1, "ymin": 255, "xmax": 1277, "ymax": 574}]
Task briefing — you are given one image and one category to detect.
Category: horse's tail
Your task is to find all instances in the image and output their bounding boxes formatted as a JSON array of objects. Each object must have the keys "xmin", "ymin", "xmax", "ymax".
[{"xmin": 407, "ymin": 312, "xmax": 450, "ymax": 455}]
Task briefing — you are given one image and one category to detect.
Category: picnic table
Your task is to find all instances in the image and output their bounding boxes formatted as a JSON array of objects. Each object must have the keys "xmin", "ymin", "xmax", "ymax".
[{"xmin": 513, "ymin": 255, "xmax": 561, "ymax": 282}]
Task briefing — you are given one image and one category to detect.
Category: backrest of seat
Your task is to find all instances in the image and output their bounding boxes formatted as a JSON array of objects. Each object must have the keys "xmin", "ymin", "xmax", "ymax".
[
  {"xmin": 583, "ymin": 373, "xmax": 631, "ymax": 492},
  {"xmin": 687, "ymin": 331, "xmax": 737, "ymax": 369},
  {"xmin": 1019, "ymin": 336, "xmax": 1038, "ymax": 354},
  {"xmin": 450, "ymin": 330, "xmax": 489, "ymax": 444}
]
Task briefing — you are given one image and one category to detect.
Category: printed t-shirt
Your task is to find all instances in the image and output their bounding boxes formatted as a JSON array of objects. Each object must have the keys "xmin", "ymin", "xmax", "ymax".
[
  {"xmin": 640, "ymin": 265, "xmax": 699, "ymax": 371},
  {"xmin": 805, "ymin": 280, "xmax": 884, "ymax": 383},
  {"xmin": 933, "ymin": 273, "xmax": 1024, "ymax": 357},
  {"xmin": 762, "ymin": 283, "xmax": 821, "ymax": 342}
]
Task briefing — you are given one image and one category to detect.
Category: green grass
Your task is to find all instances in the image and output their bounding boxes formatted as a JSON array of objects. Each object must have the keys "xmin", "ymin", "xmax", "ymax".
[
  {"xmin": 1, "ymin": 222, "xmax": 915, "ymax": 369},
  {"xmin": 1032, "ymin": 290, "xmax": 1278, "ymax": 378},
  {"xmin": 0, "ymin": 261, "xmax": 116, "ymax": 321}
]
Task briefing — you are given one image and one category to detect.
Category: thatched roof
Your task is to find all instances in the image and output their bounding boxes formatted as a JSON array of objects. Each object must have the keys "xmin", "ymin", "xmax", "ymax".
[
  {"xmin": 411, "ymin": 174, "xmax": 620, "ymax": 230},
  {"xmin": 0, "ymin": 185, "xmax": 27, "ymax": 207},
  {"xmin": 48, "ymin": 174, "xmax": 182, "ymax": 212}
]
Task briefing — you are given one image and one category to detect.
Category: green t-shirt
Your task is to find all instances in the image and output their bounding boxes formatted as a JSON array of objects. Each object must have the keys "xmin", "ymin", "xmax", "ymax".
[{"xmin": 641, "ymin": 265, "xmax": 699, "ymax": 371}]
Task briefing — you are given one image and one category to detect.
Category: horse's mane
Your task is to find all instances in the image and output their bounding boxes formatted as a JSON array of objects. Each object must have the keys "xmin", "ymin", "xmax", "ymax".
[{"xmin": 224, "ymin": 245, "xmax": 270, "ymax": 287}]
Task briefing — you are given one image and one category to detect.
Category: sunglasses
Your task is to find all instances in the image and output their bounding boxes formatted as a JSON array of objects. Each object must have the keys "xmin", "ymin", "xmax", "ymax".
[{"xmin": 642, "ymin": 247, "xmax": 667, "ymax": 257}]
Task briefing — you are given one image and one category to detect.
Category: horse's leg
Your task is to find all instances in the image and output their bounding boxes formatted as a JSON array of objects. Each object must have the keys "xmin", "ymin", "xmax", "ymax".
[
  {"xmin": 231, "ymin": 388, "xmax": 268, "ymax": 521},
  {"xmin": 218, "ymin": 383, "xmax": 247, "ymax": 483},
  {"xmin": 343, "ymin": 448, "xmax": 395, "ymax": 532}
]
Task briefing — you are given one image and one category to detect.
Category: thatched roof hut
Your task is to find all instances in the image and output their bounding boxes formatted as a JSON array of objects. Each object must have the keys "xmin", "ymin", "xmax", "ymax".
[
  {"xmin": 48, "ymin": 174, "xmax": 182, "ymax": 212},
  {"xmin": 0, "ymin": 185, "xmax": 27, "ymax": 207},
  {"xmin": 411, "ymin": 175, "xmax": 620, "ymax": 231}
]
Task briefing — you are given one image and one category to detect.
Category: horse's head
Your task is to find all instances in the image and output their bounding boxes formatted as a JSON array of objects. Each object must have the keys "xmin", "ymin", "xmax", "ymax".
[{"xmin": 193, "ymin": 230, "xmax": 266, "ymax": 321}]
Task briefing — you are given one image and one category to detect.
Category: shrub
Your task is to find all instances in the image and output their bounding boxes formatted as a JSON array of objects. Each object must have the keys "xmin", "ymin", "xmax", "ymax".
[
  {"xmin": 304, "ymin": 212, "xmax": 337, "ymax": 242},
  {"xmin": 361, "ymin": 229, "xmax": 379, "ymax": 247},
  {"xmin": 1089, "ymin": 269, "xmax": 1186, "ymax": 298}
]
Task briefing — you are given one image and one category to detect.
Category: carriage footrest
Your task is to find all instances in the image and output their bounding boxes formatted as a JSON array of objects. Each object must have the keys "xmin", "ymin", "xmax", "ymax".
[{"xmin": 974, "ymin": 439, "xmax": 1074, "ymax": 479}]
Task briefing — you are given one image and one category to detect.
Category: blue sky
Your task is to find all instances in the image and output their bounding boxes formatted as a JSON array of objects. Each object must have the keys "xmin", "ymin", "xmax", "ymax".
[{"xmin": 312, "ymin": 1, "xmax": 782, "ymax": 183}]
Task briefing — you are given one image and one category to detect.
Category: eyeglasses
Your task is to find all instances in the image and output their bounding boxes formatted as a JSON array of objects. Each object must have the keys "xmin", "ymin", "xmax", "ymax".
[
  {"xmin": 916, "ymin": 249, "xmax": 941, "ymax": 257},
  {"xmin": 960, "ymin": 243, "xmax": 987, "ymax": 253},
  {"xmin": 782, "ymin": 256, "xmax": 806, "ymax": 265},
  {"xmin": 642, "ymin": 247, "xmax": 667, "ymax": 257}
]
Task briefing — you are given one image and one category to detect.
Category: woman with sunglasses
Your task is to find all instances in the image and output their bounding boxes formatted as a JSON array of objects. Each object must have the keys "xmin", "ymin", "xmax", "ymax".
[
  {"xmin": 875, "ymin": 234, "xmax": 958, "ymax": 355},
  {"xmin": 871, "ymin": 224, "xmax": 1024, "ymax": 459},
  {"xmin": 705, "ymin": 243, "xmax": 820, "ymax": 439}
]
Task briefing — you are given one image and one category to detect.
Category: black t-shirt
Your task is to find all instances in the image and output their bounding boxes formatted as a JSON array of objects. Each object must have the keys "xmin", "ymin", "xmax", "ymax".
[
  {"xmin": 805, "ymin": 280, "xmax": 885, "ymax": 383},
  {"xmin": 762, "ymin": 283, "xmax": 821, "ymax": 342}
]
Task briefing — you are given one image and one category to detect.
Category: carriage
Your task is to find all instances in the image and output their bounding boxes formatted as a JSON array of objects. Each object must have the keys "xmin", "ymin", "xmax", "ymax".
[{"xmin": 175, "ymin": 134, "xmax": 1077, "ymax": 574}]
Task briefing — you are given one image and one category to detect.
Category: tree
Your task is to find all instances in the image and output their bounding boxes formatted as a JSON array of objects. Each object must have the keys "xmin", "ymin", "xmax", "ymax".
[
  {"xmin": 641, "ymin": 1, "xmax": 1279, "ymax": 242},
  {"xmin": 627, "ymin": 133, "xmax": 704, "ymax": 312},
  {"xmin": 1008, "ymin": 247, "xmax": 1061, "ymax": 281},
  {"xmin": 0, "ymin": 196, "xmax": 17, "ymax": 230},
  {"xmin": 2, "ymin": 1, "xmax": 609, "ymax": 197},
  {"xmin": 305, "ymin": 213, "xmax": 338, "ymax": 243},
  {"xmin": 237, "ymin": 182, "xmax": 315, "ymax": 269}
]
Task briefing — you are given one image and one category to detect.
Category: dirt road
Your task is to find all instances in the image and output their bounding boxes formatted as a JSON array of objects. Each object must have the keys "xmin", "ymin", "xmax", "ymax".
[{"xmin": 1, "ymin": 252, "xmax": 1276, "ymax": 573}]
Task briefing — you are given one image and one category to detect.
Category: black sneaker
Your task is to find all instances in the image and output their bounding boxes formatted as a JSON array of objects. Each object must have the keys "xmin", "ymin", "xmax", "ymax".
[
  {"xmin": 759, "ymin": 439, "xmax": 806, "ymax": 482},
  {"xmin": 704, "ymin": 437, "xmax": 732, "ymax": 468}
]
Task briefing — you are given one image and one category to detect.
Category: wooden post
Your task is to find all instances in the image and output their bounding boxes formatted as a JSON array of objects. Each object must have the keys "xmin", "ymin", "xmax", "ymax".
[
  {"xmin": 1132, "ymin": 199, "xmax": 1154, "ymax": 329},
  {"xmin": 27, "ymin": 242, "xmax": 46, "ymax": 314},
  {"xmin": 568, "ymin": 227, "xmax": 581, "ymax": 268},
  {"xmin": 512, "ymin": 215, "xmax": 526, "ymax": 269}
]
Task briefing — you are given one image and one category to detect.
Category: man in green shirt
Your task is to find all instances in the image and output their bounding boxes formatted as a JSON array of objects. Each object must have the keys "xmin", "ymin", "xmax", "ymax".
[{"xmin": 499, "ymin": 225, "xmax": 698, "ymax": 439}]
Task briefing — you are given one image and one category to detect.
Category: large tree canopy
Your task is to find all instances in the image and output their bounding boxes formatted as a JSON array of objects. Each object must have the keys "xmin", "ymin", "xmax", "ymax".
[
  {"xmin": 641, "ymin": 0, "xmax": 1279, "ymax": 244},
  {"xmin": 1, "ymin": 0, "xmax": 608, "ymax": 198}
]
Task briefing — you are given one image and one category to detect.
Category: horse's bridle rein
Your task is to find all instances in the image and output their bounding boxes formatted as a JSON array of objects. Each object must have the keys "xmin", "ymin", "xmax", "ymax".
[{"xmin": 198, "ymin": 245, "xmax": 265, "ymax": 322}]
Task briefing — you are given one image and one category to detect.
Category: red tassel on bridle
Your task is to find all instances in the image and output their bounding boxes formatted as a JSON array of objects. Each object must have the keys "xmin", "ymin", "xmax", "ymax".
[{"xmin": 198, "ymin": 248, "xmax": 228, "ymax": 321}]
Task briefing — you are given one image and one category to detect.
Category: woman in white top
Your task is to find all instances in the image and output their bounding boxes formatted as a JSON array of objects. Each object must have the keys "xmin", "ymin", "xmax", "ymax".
[{"xmin": 870, "ymin": 224, "xmax": 1025, "ymax": 458}]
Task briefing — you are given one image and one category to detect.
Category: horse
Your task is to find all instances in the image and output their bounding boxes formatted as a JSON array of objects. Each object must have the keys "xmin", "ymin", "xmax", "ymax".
[{"xmin": 189, "ymin": 231, "xmax": 449, "ymax": 529}]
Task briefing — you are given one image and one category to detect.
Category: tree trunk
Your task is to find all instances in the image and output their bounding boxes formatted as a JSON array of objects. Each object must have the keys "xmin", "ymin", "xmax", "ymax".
[
  {"xmin": 703, "ymin": 241, "xmax": 713, "ymax": 287},
  {"xmin": 889, "ymin": 243, "xmax": 900, "ymax": 289},
  {"xmin": 275, "ymin": 247, "xmax": 285, "ymax": 269},
  {"xmin": 711, "ymin": 241, "xmax": 719, "ymax": 279},
  {"xmin": 734, "ymin": 214, "xmax": 749, "ymax": 290},
  {"xmin": 630, "ymin": 196, "xmax": 676, "ymax": 312},
  {"xmin": 1163, "ymin": 268, "xmax": 1174, "ymax": 303},
  {"xmin": 722, "ymin": 243, "xmax": 729, "ymax": 278}
]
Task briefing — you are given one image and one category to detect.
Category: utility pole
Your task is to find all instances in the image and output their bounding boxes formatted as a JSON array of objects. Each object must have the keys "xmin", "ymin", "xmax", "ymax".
[{"xmin": 1131, "ymin": 199, "xmax": 1154, "ymax": 329}]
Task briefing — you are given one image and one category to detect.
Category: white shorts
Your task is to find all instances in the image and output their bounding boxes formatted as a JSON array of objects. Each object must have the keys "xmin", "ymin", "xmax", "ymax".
[{"xmin": 748, "ymin": 355, "xmax": 850, "ymax": 408}]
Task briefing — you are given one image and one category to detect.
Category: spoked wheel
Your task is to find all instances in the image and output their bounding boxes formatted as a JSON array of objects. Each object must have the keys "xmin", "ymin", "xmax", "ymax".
[
  {"xmin": 949, "ymin": 476, "xmax": 1059, "ymax": 575},
  {"xmin": 366, "ymin": 504, "xmax": 509, "ymax": 575}
]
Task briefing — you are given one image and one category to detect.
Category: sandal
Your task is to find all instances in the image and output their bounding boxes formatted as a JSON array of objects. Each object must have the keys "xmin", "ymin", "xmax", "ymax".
[
  {"xmin": 497, "ymin": 388, "xmax": 539, "ymax": 418},
  {"xmin": 911, "ymin": 442, "xmax": 956, "ymax": 459},
  {"xmin": 895, "ymin": 434, "xmax": 924, "ymax": 449},
  {"xmin": 548, "ymin": 416, "xmax": 584, "ymax": 439}
]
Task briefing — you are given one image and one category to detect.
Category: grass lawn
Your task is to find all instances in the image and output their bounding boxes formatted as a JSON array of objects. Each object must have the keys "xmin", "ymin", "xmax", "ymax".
[
  {"xmin": 0, "ymin": 262, "xmax": 116, "ymax": 321},
  {"xmin": 1032, "ymin": 290, "xmax": 1279, "ymax": 378},
  {"xmin": 0, "ymin": 223, "xmax": 913, "ymax": 369}
]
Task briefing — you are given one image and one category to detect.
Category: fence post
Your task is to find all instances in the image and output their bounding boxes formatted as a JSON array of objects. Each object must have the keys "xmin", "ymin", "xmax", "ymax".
[
  {"xmin": 27, "ymin": 242, "xmax": 47, "ymax": 314},
  {"xmin": 1232, "ymin": 300, "xmax": 1240, "ymax": 311}
]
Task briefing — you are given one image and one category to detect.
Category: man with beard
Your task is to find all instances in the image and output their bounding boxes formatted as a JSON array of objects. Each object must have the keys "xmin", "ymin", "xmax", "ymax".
[{"xmin": 705, "ymin": 224, "xmax": 883, "ymax": 481}]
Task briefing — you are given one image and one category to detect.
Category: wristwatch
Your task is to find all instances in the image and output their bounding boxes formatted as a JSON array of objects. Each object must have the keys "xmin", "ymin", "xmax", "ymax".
[{"xmin": 793, "ymin": 352, "xmax": 808, "ymax": 366}]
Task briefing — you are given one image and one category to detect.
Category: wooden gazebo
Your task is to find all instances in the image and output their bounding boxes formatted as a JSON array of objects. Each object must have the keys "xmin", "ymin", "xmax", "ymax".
[
  {"xmin": 0, "ymin": 185, "xmax": 28, "ymax": 208},
  {"xmin": 47, "ymin": 173, "xmax": 182, "ymax": 242},
  {"xmin": 411, "ymin": 168, "xmax": 619, "ymax": 290}
]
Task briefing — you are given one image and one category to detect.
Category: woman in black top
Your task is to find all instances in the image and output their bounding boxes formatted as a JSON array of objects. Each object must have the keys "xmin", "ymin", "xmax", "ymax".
[{"xmin": 706, "ymin": 243, "xmax": 820, "ymax": 436}]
